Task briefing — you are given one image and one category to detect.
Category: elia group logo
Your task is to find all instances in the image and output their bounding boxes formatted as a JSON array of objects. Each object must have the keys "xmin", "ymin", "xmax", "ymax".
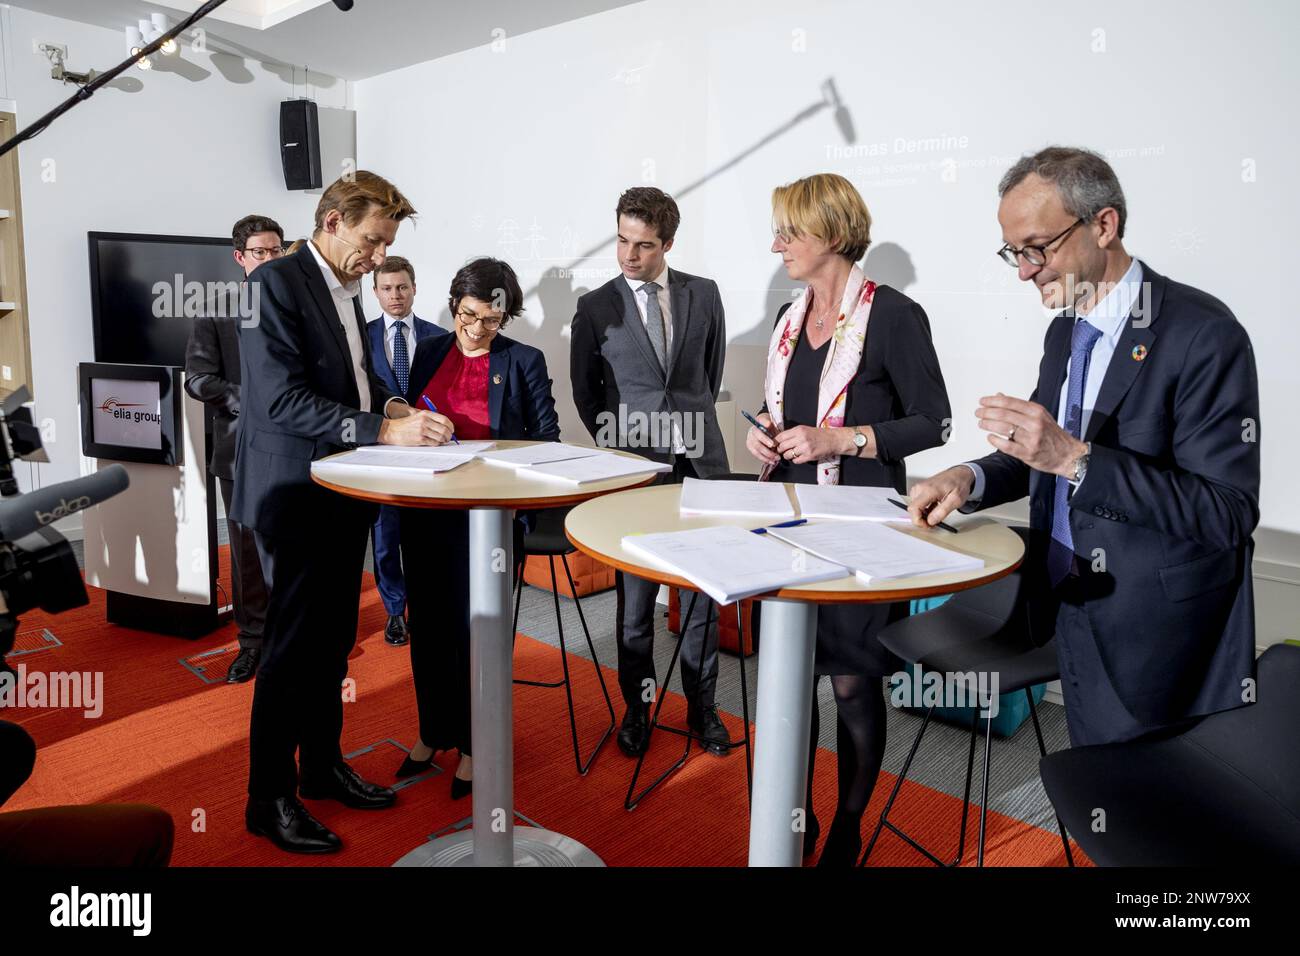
[{"xmin": 97, "ymin": 397, "xmax": 161, "ymax": 425}]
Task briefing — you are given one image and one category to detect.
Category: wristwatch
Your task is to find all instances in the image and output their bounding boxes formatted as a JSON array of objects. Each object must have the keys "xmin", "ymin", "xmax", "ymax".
[
  {"xmin": 852, "ymin": 428, "xmax": 867, "ymax": 454},
  {"xmin": 1070, "ymin": 442, "xmax": 1091, "ymax": 483}
]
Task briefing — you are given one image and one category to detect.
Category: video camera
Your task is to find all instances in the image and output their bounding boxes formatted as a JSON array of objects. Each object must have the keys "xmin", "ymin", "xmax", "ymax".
[{"xmin": 0, "ymin": 387, "xmax": 128, "ymax": 663}]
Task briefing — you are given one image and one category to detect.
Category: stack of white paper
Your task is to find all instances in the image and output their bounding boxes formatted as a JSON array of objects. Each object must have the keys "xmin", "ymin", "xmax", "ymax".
[
  {"xmin": 477, "ymin": 442, "xmax": 601, "ymax": 468},
  {"xmin": 379, "ymin": 440, "xmax": 496, "ymax": 456},
  {"xmin": 524, "ymin": 452, "xmax": 670, "ymax": 485},
  {"xmin": 621, "ymin": 525, "xmax": 848, "ymax": 605},
  {"xmin": 794, "ymin": 484, "xmax": 901, "ymax": 521},
  {"xmin": 764, "ymin": 521, "xmax": 983, "ymax": 583},
  {"xmin": 679, "ymin": 477, "xmax": 796, "ymax": 518},
  {"xmin": 313, "ymin": 448, "xmax": 475, "ymax": 474}
]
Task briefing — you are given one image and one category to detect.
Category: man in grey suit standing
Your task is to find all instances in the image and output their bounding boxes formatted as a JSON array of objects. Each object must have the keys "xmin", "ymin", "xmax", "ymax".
[{"xmin": 571, "ymin": 186, "xmax": 732, "ymax": 758}]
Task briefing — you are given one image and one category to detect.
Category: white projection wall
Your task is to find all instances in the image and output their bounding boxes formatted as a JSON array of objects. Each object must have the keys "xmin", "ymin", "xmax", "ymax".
[{"xmin": 356, "ymin": 0, "xmax": 1298, "ymax": 534}]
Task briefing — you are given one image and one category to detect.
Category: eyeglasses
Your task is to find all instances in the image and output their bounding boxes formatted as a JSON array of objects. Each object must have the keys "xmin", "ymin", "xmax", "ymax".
[
  {"xmin": 997, "ymin": 219, "xmax": 1084, "ymax": 268},
  {"xmin": 243, "ymin": 246, "xmax": 285, "ymax": 260},
  {"xmin": 455, "ymin": 309, "xmax": 503, "ymax": 330},
  {"xmin": 772, "ymin": 226, "xmax": 796, "ymax": 244}
]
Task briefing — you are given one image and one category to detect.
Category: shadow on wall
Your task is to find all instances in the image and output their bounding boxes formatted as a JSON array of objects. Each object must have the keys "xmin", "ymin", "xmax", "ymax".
[{"xmin": 530, "ymin": 267, "xmax": 591, "ymax": 443}]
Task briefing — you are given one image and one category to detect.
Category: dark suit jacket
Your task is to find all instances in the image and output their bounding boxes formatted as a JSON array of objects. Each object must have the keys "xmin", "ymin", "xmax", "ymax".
[
  {"xmin": 970, "ymin": 261, "xmax": 1260, "ymax": 727},
  {"xmin": 406, "ymin": 332, "xmax": 560, "ymax": 441},
  {"xmin": 366, "ymin": 313, "xmax": 445, "ymax": 395},
  {"xmin": 570, "ymin": 268, "xmax": 728, "ymax": 475},
  {"xmin": 230, "ymin": 243, "xmax": 399, "ymax": 537},
  {"xmin": 184, "ymin": 308, "xmax": 242, "ymax": 480},
  {"xmin": 765, "ymin": 284, "xmax": 952, "ymax": 492}
]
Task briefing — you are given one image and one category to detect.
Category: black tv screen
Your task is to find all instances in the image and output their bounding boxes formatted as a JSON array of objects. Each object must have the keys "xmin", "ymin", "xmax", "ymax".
[{"xmin": 89, "ymin": 232, "xmax": 241, "ymax": 366}]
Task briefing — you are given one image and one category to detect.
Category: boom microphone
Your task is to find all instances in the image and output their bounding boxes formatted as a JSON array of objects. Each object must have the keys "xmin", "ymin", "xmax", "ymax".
[
  {"xmin": 0, "ymin": 465, "xmax": 129, "ymax": 543},
  {"xmin": 332, "ymin": 0, "xmax": 354, "ymax": 10}
]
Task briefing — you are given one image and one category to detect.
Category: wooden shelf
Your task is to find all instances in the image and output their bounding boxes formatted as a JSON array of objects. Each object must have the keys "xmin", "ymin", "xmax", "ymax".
[{"xmin": 0, "ymin": 112, "xmax": 32, "ymax": 397}]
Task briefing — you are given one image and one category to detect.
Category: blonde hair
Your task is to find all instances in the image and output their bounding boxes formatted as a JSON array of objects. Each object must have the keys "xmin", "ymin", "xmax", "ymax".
[
  {"xmin": 771, "ymin": 173, "xmax": 872, "ymax": 261},
  {"xmin": 313, "ymin": 170, "xmax": 416, "ymax": 234}
]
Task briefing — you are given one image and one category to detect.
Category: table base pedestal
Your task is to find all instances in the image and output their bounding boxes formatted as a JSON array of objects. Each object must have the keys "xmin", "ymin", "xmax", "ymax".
[{"xmin": 393, "ymin": 827, "xmax": 604, "ymax": 867}]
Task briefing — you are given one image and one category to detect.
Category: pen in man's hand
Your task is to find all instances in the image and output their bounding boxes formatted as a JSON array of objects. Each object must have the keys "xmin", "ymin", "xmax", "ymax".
[
  {"xmin": 420, "ymin": 395, "xmax": 460, "ymax": 445},
  {"xmin": 888, "ymin": 497, "xmax": 958, "ymax": 533}
]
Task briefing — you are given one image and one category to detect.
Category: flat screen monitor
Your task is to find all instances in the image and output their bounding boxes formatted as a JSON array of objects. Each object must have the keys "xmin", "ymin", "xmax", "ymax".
[
  {"xmin": 88, "ymin": 232, "xmax": 240, "ymax": 367},
  {"xmin": 79, "ymin": 363, "xmax": 183, "ymax": 466}
]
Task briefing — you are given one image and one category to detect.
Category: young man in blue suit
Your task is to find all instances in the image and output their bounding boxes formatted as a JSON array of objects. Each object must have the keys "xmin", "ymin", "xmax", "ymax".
[
  {"xmin": 908, "ymin": 146, "xmax": 1260, "ymax": 748},
  {"xmin": 366, "ymin": 256, "xmax": 447, "ymax": 645}
]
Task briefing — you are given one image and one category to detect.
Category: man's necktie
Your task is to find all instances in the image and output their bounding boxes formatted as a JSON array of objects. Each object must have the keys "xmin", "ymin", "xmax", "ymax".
[
  {"xmin": 1048, "ymin": 318, "xmax": 1104, "ymax": 587},
  {"xmin": 640, "ymin": 281, "xmax": 668, "ymax": 373},
  {"xmin": 392, "ymin": 319, "xmax": 409, "ymax": 395}
]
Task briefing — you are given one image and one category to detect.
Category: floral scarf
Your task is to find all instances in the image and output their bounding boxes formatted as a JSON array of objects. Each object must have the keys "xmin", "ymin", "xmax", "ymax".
[{"xmin": 762, "ymin": 265, "xmax": 876, "ymax": 485}]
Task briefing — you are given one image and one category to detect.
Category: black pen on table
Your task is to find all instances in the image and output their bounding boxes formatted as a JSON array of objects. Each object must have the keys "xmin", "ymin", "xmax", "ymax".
[
  {"xmin": 421, "ymin": 395, "xmax": 460, "ymax": 445},
  {"xmin": 888, "ymin": 497, "xmax": 959, "ymax": 533}
]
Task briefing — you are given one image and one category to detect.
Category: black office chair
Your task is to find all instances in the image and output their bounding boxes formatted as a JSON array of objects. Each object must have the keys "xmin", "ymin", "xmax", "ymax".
[
  {"xmin": 625, "ymin": 471, "xmax": 757, "ymax": 811},
  {"xmin": 860, "ymin": 527, "xmax": 1075, "ymax": 867},
  {"xmin": 511, "ymin": 506, "xmax": 616, "ymax": 775},
  {"xmin": 1039, "ymin": 643, "xmax": 1300, "ymax": 865}
]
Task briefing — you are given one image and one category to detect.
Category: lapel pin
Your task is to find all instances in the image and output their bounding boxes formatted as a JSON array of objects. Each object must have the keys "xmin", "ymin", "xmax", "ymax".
[
  {"xmin": 492, "ymin": 373, "xmax": 503, "ymax": 385},
  {"xmin": 1131, "ymin": 344, "xmax": 1148, "ymax": 362}
]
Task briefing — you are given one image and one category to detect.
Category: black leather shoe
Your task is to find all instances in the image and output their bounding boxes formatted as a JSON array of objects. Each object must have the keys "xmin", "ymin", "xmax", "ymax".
[
  {"xmin": 450, "ymin": 775, "xmax": 472, "ymax": 801},
  {"xmin": 816, "ymin": 812, "xmax": 863, "ymax": 867},
  {"xmin": 225, "ymin": 647, "xmax": 260, "ymax": 684},
  {"xmin": 245, "ymin": 796, "xmax": 341, "ymax": 854},
  {"xmin": 617, "ymin": 704, "xmax": 651, "ymax": 757},
  {"xmin": 688, "ymin": 705, "xmax": 734, "ymax": 757},
  {"xmin": 395, "ymin": 751, "xmax": 436, "ymax": 779},
  {"xmin": 300, "ymin": 763, "xmax": 397, "ymax": 809},
  {"xmin": 384, "ymin": 614, "xmax": 409, "ymax": 646}
]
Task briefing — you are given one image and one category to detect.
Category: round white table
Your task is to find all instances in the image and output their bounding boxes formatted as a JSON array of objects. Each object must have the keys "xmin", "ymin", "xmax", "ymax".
[
  {"xmin": 564, "ymin": 482, "xmax": 1026, "ymax": 867},
  {"xmin": 311, "ymin": 441, "xmax": 660, "ymax": 867}
]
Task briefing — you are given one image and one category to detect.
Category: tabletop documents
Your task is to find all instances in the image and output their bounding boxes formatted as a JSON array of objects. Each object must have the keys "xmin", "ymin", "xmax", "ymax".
[
  {"xmin": 620, "ymin": 525, "xmax": 847, "ymax": 604},
  {"xmin": 763, "ymin": 520, "xmax": 984, "ymax": 583}
]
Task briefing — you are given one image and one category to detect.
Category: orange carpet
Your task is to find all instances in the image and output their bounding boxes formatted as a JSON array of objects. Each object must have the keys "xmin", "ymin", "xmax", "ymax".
[{"xmin": 2, "ymin": 549, "xmax": 1087, "ymax": 867}]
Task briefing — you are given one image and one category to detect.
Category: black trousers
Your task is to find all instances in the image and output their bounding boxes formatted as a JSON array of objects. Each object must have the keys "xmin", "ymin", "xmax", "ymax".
[
  {"xmin": 247, "ymin": 502, "xmax": 372, "ymax": 799},
  {"xmin": 219, "ymin": 478, "xmax": 268, "ymax": 651},
  {"xmin": 615, "ymin": 455, "xmax": 720, "ymax": 712},
  {"xmin": 399, "ymin": 509, "xmax": 527, "ymax": 758}
]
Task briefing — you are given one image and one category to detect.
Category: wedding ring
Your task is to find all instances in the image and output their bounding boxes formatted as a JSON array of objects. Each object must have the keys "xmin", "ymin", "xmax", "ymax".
[{"xmin": 1007, "ymin": 426, "xmax": 1017, "ymax": 442}]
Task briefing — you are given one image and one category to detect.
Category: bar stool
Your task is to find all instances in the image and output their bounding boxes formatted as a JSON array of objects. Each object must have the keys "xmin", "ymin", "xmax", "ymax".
[
  {"xmin": 511, "ymin": 506, "xmax": 615, "ymax": 775},
  {"xmin": 860, "ymin": 528, "xmax": 1075, "ymax": 867},
  {"xmin": 625, "ymin": 471, "xmax": 759, "ymax": 812}
]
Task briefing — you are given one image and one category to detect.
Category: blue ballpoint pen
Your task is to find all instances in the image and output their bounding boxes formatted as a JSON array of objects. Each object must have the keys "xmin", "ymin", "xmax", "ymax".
[
  {"xmin": 751, "ymin": 518, "xmax": 808, "ymax": 535},
  {"xmin": 421, "ymin": 395, "xmax": 460, "ymax": 445}
]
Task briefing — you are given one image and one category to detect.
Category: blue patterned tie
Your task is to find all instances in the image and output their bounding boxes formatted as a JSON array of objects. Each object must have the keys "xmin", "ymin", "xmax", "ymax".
[
  {"xmin": 1047, "ymin": 318, "xmax": 1104, "ymax": 586},
  {"xmin": 392, "ymin": 319, "xmax": 409, "ymax": 395}
]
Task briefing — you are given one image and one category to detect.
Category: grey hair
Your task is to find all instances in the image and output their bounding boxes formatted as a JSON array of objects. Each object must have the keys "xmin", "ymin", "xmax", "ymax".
[{"xmin": 998, "ymin": 146, "xmax": 1127, "ymax": 239}]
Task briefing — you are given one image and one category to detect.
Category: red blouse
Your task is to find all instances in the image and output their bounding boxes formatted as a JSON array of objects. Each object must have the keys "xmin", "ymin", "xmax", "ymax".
[{"xmin": 420, "ymin": 347, "xmax": 493, "ymax": 440}]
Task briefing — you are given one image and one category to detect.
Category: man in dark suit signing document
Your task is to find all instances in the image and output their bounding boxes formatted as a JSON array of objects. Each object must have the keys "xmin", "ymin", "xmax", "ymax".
[{"xmin": 231, "ymin": 171, "xmax": 452, "ymax": 853}]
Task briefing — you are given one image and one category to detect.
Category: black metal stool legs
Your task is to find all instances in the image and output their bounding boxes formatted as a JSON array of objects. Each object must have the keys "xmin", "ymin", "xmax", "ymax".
[
  {"xmin": 512, "ymin": 555, "xmax": 616, "ymax": 775},
  {"xmin": 624, "ymin": 593, "xmax": 754, "ymax": 811},
  {"xmin": 1026, "ymin": 687, "xmax": 1075, "ymax": 867}
]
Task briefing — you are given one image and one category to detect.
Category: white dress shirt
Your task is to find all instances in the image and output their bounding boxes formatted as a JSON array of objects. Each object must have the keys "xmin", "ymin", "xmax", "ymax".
[
  {"xmin": 307, "ymin": 239, "xmax": 373, "ymax": 414},
  {"xmin": 965, "ymin": 257, "xmax": 1144, "ymax": 500},
  {"xmin": 623, "ymin": 263, "xmax": 685, "ymax": 454},
  {"xmin": 383, "ymin": 311, "xmax": 417, "ymax": 373}
]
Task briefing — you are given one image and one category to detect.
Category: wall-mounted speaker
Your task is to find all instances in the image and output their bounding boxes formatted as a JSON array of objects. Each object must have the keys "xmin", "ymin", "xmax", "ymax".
[{"xmin": 280, "ymin": 99, "xmax": 322, "ymax": 191}]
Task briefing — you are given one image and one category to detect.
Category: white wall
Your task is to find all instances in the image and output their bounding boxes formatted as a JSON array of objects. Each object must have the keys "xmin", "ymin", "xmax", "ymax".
[
  {"xmin": 0, "ymin": 4, "xmax": 348, "ymax": 502},
  {"xmin": 355, "ymin": 0, "xmax": 1299, "ymax": 538}
]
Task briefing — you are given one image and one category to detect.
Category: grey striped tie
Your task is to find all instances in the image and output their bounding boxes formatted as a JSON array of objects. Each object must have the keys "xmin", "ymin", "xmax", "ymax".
[{"xmin": 640, "ymin": 281, "xmax": 667, "ymax": 373}]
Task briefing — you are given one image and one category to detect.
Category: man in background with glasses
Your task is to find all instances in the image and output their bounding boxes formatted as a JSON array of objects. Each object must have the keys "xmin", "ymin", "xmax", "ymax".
[
  {"xmin": 907, "ymin": 146, "xmax": 1260, "ymax": 748},
  {"xmin": 184, "ymin": 214, "xmax": 283, "ymax": 684}
]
